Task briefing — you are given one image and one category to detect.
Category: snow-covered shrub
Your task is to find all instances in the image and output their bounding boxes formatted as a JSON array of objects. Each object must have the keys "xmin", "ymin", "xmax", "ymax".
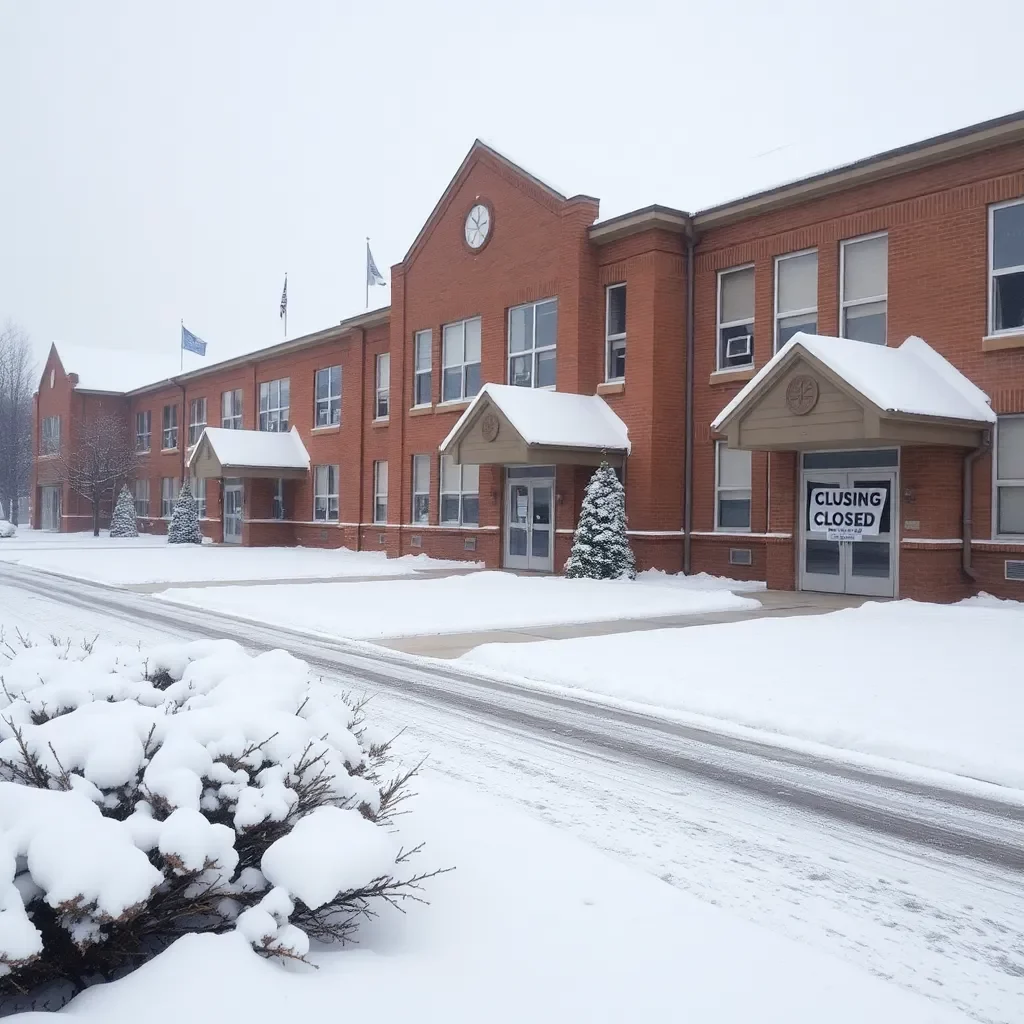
[
  {"xmin": 0, "ymin": 634, "xmax": 435, "ymax": 1006},
  {"xmin": 0, "ymin": 521, "xmax": 16, "ymax": 539},
  {"xmin": 565, "ymin": 462, "xmax": 636, "ymax": 580},
  {"xmin": 167, "ymin": 481, "xmax": 202, "ymax": 544},
  {"xmin": 109, "ymin": 484, "xmax": 138, "ymax": 538}
]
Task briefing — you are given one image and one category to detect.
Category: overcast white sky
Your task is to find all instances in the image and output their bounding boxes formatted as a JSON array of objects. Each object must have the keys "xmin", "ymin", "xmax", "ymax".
[{"xmin": 2, "ymin": 0, "xmax": 1023, "ymax": 373}]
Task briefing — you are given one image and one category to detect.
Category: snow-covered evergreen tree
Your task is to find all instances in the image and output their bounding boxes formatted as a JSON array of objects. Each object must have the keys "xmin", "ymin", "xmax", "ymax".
[
  {"xmin": 167, "ymin": 479, "xmax": 202, "ymax": 544},
  {"xmin": 564, "ymin": 462, "xmax": 636, "ymax": 580},
  {"xmin": 109, "ymin": 483, "xmax": 138, "ymax": 538}
]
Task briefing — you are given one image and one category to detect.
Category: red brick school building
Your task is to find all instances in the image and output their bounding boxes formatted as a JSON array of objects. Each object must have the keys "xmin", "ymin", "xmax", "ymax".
[{"xmin": 32, "ymin": 110, "xmax": 1024, "ymax": 601}]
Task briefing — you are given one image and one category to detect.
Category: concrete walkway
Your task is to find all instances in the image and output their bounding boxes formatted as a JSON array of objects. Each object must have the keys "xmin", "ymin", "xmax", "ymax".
[{"xmin": 376, "ymin": 589, "xmax": 873, "ymax": 659}]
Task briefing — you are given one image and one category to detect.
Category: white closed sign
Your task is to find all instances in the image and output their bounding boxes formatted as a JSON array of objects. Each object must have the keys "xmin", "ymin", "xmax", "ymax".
[{"xmin": 809, "ymin": 487, "xmax": 888, "ymax": 542}]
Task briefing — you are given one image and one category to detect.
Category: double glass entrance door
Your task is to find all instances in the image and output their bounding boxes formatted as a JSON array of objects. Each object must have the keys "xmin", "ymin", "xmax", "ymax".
[
  {"xmin": 801, "ymin": 466, "xmax": 897, "ymax": 598},
  {"xmin": 504, "ymin": 469, "xmax": 554, "ymax": 572},
  {"xmin": 223, "ymin": 479, "xmax": 243, "ymax": 544}
]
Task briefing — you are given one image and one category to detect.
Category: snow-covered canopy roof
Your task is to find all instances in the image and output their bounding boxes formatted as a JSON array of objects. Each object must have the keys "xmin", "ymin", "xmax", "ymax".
[
  {"xmin": 189, "ymin": 427, "xmax": 310, "ymax": 479},
  {"xmin": 714, "ymin": 334, "xmax": 995, "ymax": 430},
  {"xmin": 440, "ymin": 383, "xmax": 630, "ymax": 468}
]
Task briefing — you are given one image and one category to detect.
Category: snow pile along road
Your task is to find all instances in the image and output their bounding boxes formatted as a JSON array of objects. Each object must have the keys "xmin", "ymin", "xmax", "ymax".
[{"xmin": 0, "ymin": 636, "xmax": 425, "ymax": 1001}]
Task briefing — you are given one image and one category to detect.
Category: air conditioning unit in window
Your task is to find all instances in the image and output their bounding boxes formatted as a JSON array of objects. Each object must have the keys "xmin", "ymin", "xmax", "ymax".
[
  {"xmin": 1004, "ymin": 559, "xmax": 1024, "ymax": 581},
  {"xmin": 729, "ymin": 548, "xmax": 753, "ymax": 566},
  {"xmin": 725, "ymin": 335, "xmax": 752, "ymax": 361}
]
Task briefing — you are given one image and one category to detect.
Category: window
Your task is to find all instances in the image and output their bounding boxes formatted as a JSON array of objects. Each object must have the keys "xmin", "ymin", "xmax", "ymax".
[
  {"xmin": 605, "ymin": 284, "xmax": 627, "ymax": 381},
  {"xmin": 442, "ymin": 317, "xmax": 482, "ymax": 401},
  {"xmin": 134, "ymin": 479, "xmax": 150, "ymax": 517},
  {"xmin": 717, "ymin": 267, "xmax": 755, "ymax": 369},
  {"xmin": 413, "ymin": 330, "xmax": 432, "ymax": 406},
  {"xmin": 313, "ymin": 465, "xmax": 339, "ymax": 522},
  {"xmin": 161, "ymin": 477, "xmax": 179, "ymax": 518},
  {"xmin": 440, "ymin": 455, "xmax": 479, "ymax": 526},
  {"xmin": 990, "ymin": 199, "xmax": 1024, "ymax": 335},
  {"xmin": 375, "ymin": 353, "xmax": 390, "ymax": 419},
  {"xmin": 221, "ymin": 389, "xmax": 243, "ymax": 429},
  {"xmin": 315, "ymin": 366, "xmax": 342, "ymax": 427},
  {"xmin": 188, "ymin": 398, "xmax": 207, "ymax": 446},
  {"xmin": 259, "ymin": 378, "xmax": 290, "ymax": 432},
  {"xmin": 996, "ymin": 415, "xmax": 1024, "ymax": 535},
  {"xmin": 162, "ymin": 405, "xmax": 178, "ymax": 450},
  {"xmin": 775, "ymin": 250, "xmax": 818, "ymax": 350},
  {"xmin": 411, "ymin": 454, "xmax": 430, "ymax": 523},
  {"xmin": 190, "ymin": 476, "xmax": 207, "ymax": 518},
  {"xmin": 373, "ymin": 461, "xmax": 388, "ymax": 524},
  {"xmin": 272, "ymin": 479, "xmax": 286, "ymax": 521},
  {"xmin": 715, "ymin": 441, "xmax": 751, "ymax": 530},
  {"xmin": 509, "ymin": 299, "xmax": 557, "ymax": 388},
  {"xmin": 40, "ymin": 416, "xmax": 60, "ymax": 455},
  {"xmin": 841, "ymin": 233, "xmax": 888, "ymax": 345},
  {"xmin": 135, "ymin": 411, "xmax": 151, "ymax": 452}
]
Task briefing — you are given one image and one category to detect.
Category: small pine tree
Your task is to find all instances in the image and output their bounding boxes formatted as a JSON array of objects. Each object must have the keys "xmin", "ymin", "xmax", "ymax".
[
  {"xmin": 167, "ymin": 479, "xmax": 203, "ymax": 544},
  {"xmin": 109, "ymin": 484, "xmax": 138, "ymax": 538},
  {"xmin": 564, "ymin": 462, "xmax": 636, "ymax": 580}
]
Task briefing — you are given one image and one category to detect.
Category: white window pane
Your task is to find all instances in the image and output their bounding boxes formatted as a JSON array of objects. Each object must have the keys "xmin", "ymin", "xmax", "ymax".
[
  {"xmin": 535, "ymin": 301, "xmax": 557, "ymax": 348},
  {"xmin": 464, "ymin": 318, "xmax": 481, "ymax": 362},
  {"xmin": 443, "ymin": 323, "xmax": 464, "ymax": 367},
  {"xmin": 440, "ymin": 455, "xmax": 458, "ymax": 491},
  {"xmin": 843, "ymin": 235, "xmax": 888, "ymax": 301},
  {"xmin": 997, "ymin": 418, "xmax": 1024, "ymax": 480},
  {"xmin": 777, "ymin": 252, "xmax": 817, "ymax": 314},
  {"xmin": 413, "ymin": 455, "xmax": 429, "ymax": 491},
  {"xmin": 998, "ymin": 486, "xmax": 1024, "ymax": 533},
  {"xmin": 378, "ymin": 354, "xmax": 389, "ymax": 387},
  {"xmin": 415, "ymin": 332, "xmax": 431, "ymax": 370},
  {"xmin": 720, "ymin": 267, "xmax": 754, "ymax": 323},
  {"xmin": 993, "ymin": 203, "xmax": 1024, "ymax": 271},
  {"xmin": 718, "ymin": 445, "xmax": 751, "ymax": 489},
  {"xmin": 462, "ymin": 463, "xmax": 479, "ymax": 492},
  {"xmin": 509, "ymin": 305, "xmax": 532, "ymax": 353}
]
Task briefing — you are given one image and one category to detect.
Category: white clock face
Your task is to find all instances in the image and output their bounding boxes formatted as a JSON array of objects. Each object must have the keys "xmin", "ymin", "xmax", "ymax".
[{"xmin": 465, "ymin": 203, "xmax": 490, "ymax": 249}]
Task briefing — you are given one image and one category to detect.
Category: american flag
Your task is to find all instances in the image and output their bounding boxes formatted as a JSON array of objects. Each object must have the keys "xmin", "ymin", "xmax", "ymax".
[{"xmin": 279, "ymin": 274, "xmax": 288, "ymax": 319}]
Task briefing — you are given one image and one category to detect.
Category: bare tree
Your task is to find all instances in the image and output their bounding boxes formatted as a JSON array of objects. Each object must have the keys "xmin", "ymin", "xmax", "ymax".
[
  {"xmin": 58, "ymin": 413, "xmax": 137, "ymax": 536},
  {"xmin": 0, "ymin": 323, "xmax": 35, "ymax": 524}
]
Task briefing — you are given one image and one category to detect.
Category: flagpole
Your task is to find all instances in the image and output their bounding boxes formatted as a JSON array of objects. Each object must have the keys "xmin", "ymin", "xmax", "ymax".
[
  {"xmin": 365, "ymin": 237, "xmax": 369, "ymax": 310},
  {"xmin": 180, "ymin": 318, "xmax": 183, "ymax": 371},
  {"xmin": 284, "ymin": 273, "xmax": 288, "ymax": 338}
]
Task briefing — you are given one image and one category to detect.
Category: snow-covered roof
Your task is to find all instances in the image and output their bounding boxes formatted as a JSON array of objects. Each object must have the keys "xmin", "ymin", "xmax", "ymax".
[
  {"xmin": 189, "ymin": 427, "xmax": 310, "ymax": 471},
  {"xmin": 712, "ymin": 334, "xmax": 995, "ymax": 431},
  {"xmin": 51, "ymin": 343, "xmax": 203, "ymax": 394},
  {"xmin": 441, "ymin": 383, "xmax": 630, "ymax": 454}
]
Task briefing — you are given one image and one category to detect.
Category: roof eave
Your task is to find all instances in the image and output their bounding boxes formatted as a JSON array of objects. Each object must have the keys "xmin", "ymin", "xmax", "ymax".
[{"xmin": 589, "ymin": 205, "xmax": 692, "ymax": 245}]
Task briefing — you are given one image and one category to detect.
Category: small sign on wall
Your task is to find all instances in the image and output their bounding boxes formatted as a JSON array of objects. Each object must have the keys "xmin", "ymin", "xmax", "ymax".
[{"xmin": 809, "ymin": 487, "xmax": 888, "ymax": 542}]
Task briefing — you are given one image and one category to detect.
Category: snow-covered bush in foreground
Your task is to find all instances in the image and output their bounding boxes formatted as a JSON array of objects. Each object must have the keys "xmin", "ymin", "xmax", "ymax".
[
  {"xmin": 0, "ymin": 633, "xmax": 436, "ymax": 1006},
  {"xmin": 0, "ymin": 520, "xmax": 16, "ymax": 539}
]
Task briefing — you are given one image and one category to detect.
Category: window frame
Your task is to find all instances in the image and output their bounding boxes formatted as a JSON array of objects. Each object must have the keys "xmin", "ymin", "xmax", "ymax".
[
  {"xmin": 190, "ymin": 475, "xmax": 207, "ymax": 519},
  {"xmin": 714, "ymin": 440, "xmax": 752, "ymax": 532},
  {"xmin": 161, "ymin": 404, "xmax": 178, "ymax": 451},
  {"xmin": 314, "ymin": 365, "xmax": 342, "ymax": 427},
  {"xmin": 411, "ymin": 454, "xmax": 430, "ymax": 524},
  {"xmin": 134, "ymin": 478, "xmax": 150, "ymax": 518},
  {"xmin": 259, "ymin": 378, "xmax": 290, "ymax": 432},
  {"xmin": 716, "ymin": 265, "xmax": 755, "ymax": 370},
  {"xmin": 221, "ymin": 389, "xmax": 243, "ymax": 429},
  {"xmin": 375, "ymin": 353, "xmax": 390, "ymax": 420},
  {"xmin": 839, "ymin": 231, "xmax": 888, "ymax": 345},
  {"xmin": 605, "ymin": 283, "xmax": 627, "ymax": 382},
  {"xmin": 507, "ymin": 297, "xmax": 558, "ymax": 389},
  {"xmin": 440, "ymin": 455, "xmax": 479, "ymax": 526},
  {"xmin": 188, "ymin": 397, "xmax": 207, "ymax": 446},
  {"xmin": 988, "ymin": 198, "xmax": 1024, "ymax": 336},
  {"xmin": 313, "ymin": 464, "xmax": 339, "ymax": 522},
  {"xmin": 441, "ymin": 317, "xmax": 482, "ymax": 403},
  {"xmin": 413, "ymin": 330, "xmax": 433, "ymax": 407},
  {"xmin": 773, "ymin": 249, "xmax": 818, "ymax": 352},
  {"xmin": 373, "ymin": 460, "xmax": 388, "ymax": 524},
  {"xmin": 994, "ymin": 414, "xmax": 1024, "ymax": 538},
  {"xmin": 160, "ymin": 477, "xmax": 179, "ymax": 518},
  {"xmin": 135, "ymin": 410, "xmax": 151, "ymax": 453},
  {"xmin": 40, "ymin": 415, "xmax": 61, "ymax": 456}
]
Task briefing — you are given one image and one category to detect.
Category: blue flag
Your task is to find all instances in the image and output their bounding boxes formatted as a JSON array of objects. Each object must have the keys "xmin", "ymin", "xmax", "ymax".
[{"xmin": 181, "ymin": 324, "xmax": 207, "ymax": 357}]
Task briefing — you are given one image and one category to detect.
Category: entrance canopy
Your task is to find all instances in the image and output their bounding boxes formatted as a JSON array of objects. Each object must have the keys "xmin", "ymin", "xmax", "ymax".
[
  {"xmin": 188, "ymin": 427, "xmax": 310, "ymax": 479},
  {"xmin": 712, "ymin": 333, "xmax": 995, "ymax": 451},
  {"xmin": 440, "ymin": 383, "xmax": 630, "ymax": 467}
]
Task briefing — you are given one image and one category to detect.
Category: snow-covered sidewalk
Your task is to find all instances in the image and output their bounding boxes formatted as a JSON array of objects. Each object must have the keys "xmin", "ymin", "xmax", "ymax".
[
  {"xmin": 0, "ymin": 531, "xmax": 477, "ymax": 585},
  {"xmin": 17, "ymin": 773, "xmax": 970, "ymax": 1024},
  {"xmin": 461, "ymin": 599, "xmax": 1024, "ymax": 791},
  {"xmin": 158, "ymin": 570, "xmax": 763, "ymax": 639}
]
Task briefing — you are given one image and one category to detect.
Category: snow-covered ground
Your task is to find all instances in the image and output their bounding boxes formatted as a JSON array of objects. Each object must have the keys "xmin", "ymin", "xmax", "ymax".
[
  {"xmin": 0, "ymin": 530, "xmax": 477, "ymax": 585},
  {"xmin": 157, "ymin": 570, "xmax": 762, "ymax": 639},
  {"xmin": 461, "ymin": 599, "xmax": 1024, "ymax": 790},
  {"xmin": 10, "ymin": 773, "xmax": 972, "ymax": 1024}
]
